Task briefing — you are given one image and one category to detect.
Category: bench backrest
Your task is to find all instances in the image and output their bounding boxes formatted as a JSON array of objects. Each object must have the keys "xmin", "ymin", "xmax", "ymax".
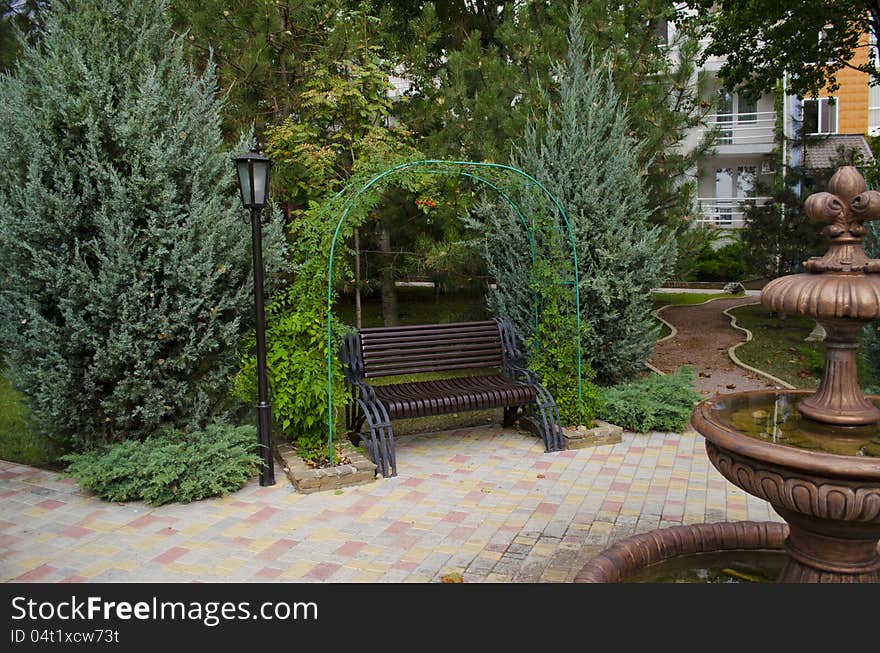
[{"xmin": 355, "ymin": 320, "xmax": 504, "ymax": 378}]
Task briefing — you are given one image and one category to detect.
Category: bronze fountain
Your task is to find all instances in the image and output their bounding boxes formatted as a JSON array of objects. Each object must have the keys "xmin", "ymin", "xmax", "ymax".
[{"xmin": 578, "ymin": 166, "xmax": 880, "ymax": 583}]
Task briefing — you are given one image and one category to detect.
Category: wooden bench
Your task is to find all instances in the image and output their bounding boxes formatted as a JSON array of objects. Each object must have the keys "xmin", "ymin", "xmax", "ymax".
[{"xmin": 340, "ymin": 318, "xmax": 564, "ymax": 477}]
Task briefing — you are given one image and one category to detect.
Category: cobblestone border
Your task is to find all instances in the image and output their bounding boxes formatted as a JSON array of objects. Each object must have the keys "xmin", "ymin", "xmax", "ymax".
[
  {"xmin": 722, "ymin": 303, "xmax": 796, "ymax": 390},
  {"xmin": 275, "ymin": 442, "xmax": 377, "ymax": 494},
  {"xmin": 562, "ymin": 420, "xmax": 623, "ymax": 449}
]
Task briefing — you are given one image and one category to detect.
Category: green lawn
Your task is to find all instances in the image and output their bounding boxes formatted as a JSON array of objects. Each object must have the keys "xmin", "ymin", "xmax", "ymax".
[
  {"xmin": 729, "ymin": 304, "xmax": 880, "ymax": 391},
  {"xmin": 652, "ymin": 291, "xmax": 745, "ymax": 306},
  {"xmin": 0, "ymin": 367, "xmax": 57, "ymax": 467}
]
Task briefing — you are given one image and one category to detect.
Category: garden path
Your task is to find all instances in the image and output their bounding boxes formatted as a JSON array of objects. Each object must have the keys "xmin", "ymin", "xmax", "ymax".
[{"xmin": 649, "ymin": 296, "xmax": 783, "ymax": 397}]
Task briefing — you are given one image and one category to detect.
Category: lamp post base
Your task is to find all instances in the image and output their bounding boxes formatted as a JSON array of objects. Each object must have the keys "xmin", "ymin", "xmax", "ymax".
[{"xmin": 257, "ymin": 402, "xmax": 275, "ymax": 486}]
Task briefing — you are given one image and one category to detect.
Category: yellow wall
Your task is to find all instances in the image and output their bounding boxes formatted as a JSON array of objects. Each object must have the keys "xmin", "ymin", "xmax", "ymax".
[{"xmin": 826, "ymin": 33, "xmax": 870, "ymax": 134}]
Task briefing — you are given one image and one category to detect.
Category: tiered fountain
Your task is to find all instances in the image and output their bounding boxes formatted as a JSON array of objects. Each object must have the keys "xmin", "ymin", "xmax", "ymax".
[{"xmin": 577, "ymin": 166, "xmax": 880, "ymax": 583}]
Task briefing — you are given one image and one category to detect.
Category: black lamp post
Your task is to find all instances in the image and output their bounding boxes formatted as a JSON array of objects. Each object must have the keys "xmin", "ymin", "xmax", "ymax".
[{"xmin": 233, "ymin": 147, "xmax": 275, "ymax": 486}]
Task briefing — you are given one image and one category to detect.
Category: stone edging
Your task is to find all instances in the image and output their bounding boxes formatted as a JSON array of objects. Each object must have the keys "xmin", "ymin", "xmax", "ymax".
[
  {"xmin": 275, "ymin": 442, "xmax": 377, "ymax": 494},
  {"xmin": 650, "ymin": 294, "xmax": 744, "ymax": 376},
  {"xmin": 722, "ymin": 302, "xmax": 796, "ymax": 390}
]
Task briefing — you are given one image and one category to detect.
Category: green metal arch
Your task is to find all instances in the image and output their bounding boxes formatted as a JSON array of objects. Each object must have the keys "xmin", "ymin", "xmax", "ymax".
[{"xmin": 325, "ymin": 159, "xmax": 580, "ymax": 459}]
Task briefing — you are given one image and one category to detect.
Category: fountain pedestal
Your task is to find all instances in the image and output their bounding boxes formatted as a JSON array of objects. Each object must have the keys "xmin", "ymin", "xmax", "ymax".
[{"xmin": 578, "ymin": 166, "xmax": 880, "ymax": 583}]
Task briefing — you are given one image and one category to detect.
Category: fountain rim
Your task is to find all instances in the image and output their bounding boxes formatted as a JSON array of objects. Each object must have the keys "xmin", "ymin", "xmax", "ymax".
[{"xmin": 692, "ymin": 389, "xmax": 880, "ymax": 480}]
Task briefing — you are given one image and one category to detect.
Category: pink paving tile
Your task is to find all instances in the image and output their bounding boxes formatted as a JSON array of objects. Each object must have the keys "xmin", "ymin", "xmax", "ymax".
[
  {"xmin": 558, "ymin": 450, "xmax": 577, "ymax": 458},
  {"xmin": 307, "ymin": 562, "xmax": 341, "ymax": 581},
  {"xmin": 59, "ymin": 525, "xmax": 94, "ymax": 539},
  {"xmin": 0, "ymin": 519, "xmax": 15, "ymax": 532},
  {"xmin": 451, "ymin": 454, "xmax": 470, "ymax": 463},
  {"xmin": 128, "ymin": 514, "xmax": 170, "ymax": 530},
  {"xmin": 256, "ymin": 567, "xmax": 283, "ymax": 579},
  {"xmin": 486, "ymin": 542, "xmax": 508, "ymax": 553},
  {"xmin": 443, "ymin": 511, "xmax": 468, "ymax": 524},
  {"xmin": 384, "ymin": 521, "xmax": 412, "ymax": 535},
  {"xmin": 431, "ymin": 473, "xmax": 449, "ymax": 479},
  {"xmin": 246, "ymin": 506, "xmax": 280, "ymax": 523},
  {"xmin": 0, "ymin": 533, "xmax": 21, "ymax": 547},
  {"xmin": 37, "ymin": 499, "xmax": 65, "ymax": 510},
  {"xmin": 402, "ymin": 477, "xmax": 424, "ymax": 487},
  {"xmin": 600, "ymin": 501, "xmax": 623, "ymax": 512},
  {"xmin": 60, "ymin": 576, "xmax": 86, "ymax": 583},
  {"xmin": 610, "ymin": 482, "xmax": 631, "ymax": 492},
  {"xmin": 450, "ymin": 526, "xmax": 475, "ymax": 540},
  {"xmin": 454, "ymin": 468, "xmax": 473, "ymax": 475},
  {"xmin": 15, "ymin": 564, "xmax": 56, "ymax": 581},
  {"xmin": 402, "ymin": 490, "xmax": 428, "ymax": 503},
  {"xmin": 392, "ymin": 534, "xmax": 421, "ymax": 550},
  {"xmin": 536, "ymin": 502, "xmax": 558, "ymax": 514},
  {"xmin": 257, "ymin": 538, "xmax": 299, "ymax": 561},
  {"xmin": 152, "ymin": 546, "xmax": 190, "ymax": 565},
  {"xmin": 532, "ymin": 461, "xmax": 551, "ymax": 470},
  {"xmin": 234, "ymin": 537, "xmax": 254, "ymax": 546},
  {"xmin": 335, "ymin": 540, "xmax": 367, "ymax": 557}
]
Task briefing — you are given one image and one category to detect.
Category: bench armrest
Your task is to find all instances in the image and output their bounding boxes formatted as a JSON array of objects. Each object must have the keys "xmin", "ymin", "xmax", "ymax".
[{"xmin": 503, "ymin": 362, "xmax": 539, "ymax": 386}]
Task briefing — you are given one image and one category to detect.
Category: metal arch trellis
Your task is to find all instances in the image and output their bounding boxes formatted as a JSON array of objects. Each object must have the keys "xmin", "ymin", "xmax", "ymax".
[{"xmin": 324, "ymin": 159, "xmax": 580, "ymax": 460}]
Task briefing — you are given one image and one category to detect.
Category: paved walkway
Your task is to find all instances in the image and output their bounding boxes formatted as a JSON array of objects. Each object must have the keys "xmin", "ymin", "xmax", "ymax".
[{"xmin": 1, "ymin": 424, "xmax": 781, "ymax": 583}]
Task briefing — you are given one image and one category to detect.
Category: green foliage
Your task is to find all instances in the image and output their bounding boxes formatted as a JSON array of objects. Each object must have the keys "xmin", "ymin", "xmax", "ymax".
[
  {"xmin": 528, "ymin": 302, "xmax": 600, "ymax": 427},
  {"xmin": 235, "ymin": 146, "xmax": 434, "ymax": 463},
  {"xmin": 680, "ymin": 1, "xmax": 879, "ymax": 96},
  {"xmin": 479, "ymin": 4, "xmax": 676, "ymax": 385},
  {"xmin": 61, "ymin": 423, "xmax": 262, "ymax": 505},
  {"xmin": 597, "ymin": 368, "xmax": 703, "ymax": 433},
  {"xmin": 689, "ymin": 241, "xmax": 748, "ymax": 282},
  {"xmin": 0, "ymin": 0, "xmax": 286, "ymax": 450}
]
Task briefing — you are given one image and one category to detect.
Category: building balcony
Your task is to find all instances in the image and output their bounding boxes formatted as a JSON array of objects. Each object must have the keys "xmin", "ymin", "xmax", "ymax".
[
  {"xmin": 696, "ymin": 196, "xmax": 772, "ymax": 229},
  {"xmin": 700, "ymin": 111, "xmax": 777, "ymax": 154}
]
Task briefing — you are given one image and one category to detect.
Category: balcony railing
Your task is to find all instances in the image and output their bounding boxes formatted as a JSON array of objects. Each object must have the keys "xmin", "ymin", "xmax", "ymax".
[
  {"xmin": 696, "ymin": 196, "xmax": 772, "ymax": 228},
  {"xmin": 701, "ymin": 111, "xmax": 776, "ymax": 146}
]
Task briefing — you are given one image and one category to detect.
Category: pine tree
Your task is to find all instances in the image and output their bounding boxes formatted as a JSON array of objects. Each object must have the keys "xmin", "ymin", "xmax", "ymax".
[
  {"xmin": 476, "ymin": 4, "xmax": 675, "ymax": 385},
  {"xmin": 0, "ymin": 0, "xmax": 285, "ymax": 450}
]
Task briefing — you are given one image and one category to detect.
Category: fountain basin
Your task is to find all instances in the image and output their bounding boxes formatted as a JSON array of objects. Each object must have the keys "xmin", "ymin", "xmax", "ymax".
[
  {"xmin": 576, "ymin": 521, "xmax": 787, "ymax": 583},
  {"xmin": 693, "ymin": 390, "xmax": 880, "ymax": 582}
]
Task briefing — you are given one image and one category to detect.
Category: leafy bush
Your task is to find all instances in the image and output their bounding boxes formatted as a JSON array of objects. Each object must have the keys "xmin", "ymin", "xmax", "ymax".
[
  {"xmin": 61, "ymin": 423, "xmax": 261, "ymax": 506},
  {"xmin": 597, "ymin": 367, "xmax": 702, "ymax": 433},
  {"xmin": 690, "ymin": 242, "xmax": 747, "ymax": 282}
]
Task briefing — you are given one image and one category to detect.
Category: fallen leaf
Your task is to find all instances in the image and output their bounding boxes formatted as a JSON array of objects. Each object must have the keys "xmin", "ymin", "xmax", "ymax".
[
  {"xmin": 726, "ymin": 383, "xmax": 736, "ymax": 389},
  {"xmin": 536, "ymin": 474, "xmax": 545, "ymax": 479},
  {"xmin": 440, "ymin": 572, "xmax": 464, "ymax": 583}
]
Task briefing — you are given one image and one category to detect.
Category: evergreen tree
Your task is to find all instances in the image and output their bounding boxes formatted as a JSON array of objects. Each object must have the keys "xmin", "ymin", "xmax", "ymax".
[
  {"xmin": 474, "ymin": 4, "xmax": 675, "ymax": 385},
  {"xmin": 0, "ymin": 0, "xmax": 285, "ymax": 450}
]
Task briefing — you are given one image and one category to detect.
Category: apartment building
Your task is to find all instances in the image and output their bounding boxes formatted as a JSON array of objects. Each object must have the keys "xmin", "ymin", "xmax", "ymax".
[{"xmin": 677, "ymin": 25, "xmax": 876, "ymax": 230}]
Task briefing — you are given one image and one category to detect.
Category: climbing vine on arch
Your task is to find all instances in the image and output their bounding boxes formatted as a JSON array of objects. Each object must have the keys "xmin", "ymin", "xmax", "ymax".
[{"xmin": 235, "ymin": 155, "xmax": 595, "ymax": 464}]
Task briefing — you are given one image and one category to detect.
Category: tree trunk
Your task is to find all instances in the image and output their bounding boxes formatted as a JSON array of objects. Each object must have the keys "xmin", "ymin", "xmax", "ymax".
[
  {"xmin": 354, "ymin": 227, "xmax": 362, "ymax": 329},
  {"xmin": 379, "ymin": 221, "xmax": 399, "ymax": 326}
]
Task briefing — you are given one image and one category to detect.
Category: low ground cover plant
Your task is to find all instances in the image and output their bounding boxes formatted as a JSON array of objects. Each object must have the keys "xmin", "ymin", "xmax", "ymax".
[
  {"xmin": 62, "ymin": 423, "xmax": 261, "ymax": 506},
  {"xmin": 597, "ymin": 367, "xmax": 702, "ymax": 433}
]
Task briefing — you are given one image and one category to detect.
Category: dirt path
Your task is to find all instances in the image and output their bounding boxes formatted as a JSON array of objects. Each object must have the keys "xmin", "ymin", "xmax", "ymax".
[{"xmin": 649, "ymin": 296, "xmax": 783, "ymax": 398}]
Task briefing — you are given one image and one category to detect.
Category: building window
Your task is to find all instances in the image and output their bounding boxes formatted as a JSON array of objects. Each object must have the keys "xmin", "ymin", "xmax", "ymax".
[
  {"xmin": 737, "ymin": 91, "xmax": 758, "ymax": 123},
  {"xmin": 803, "ymin": 97, "xmax": 838, "ymax": 135}
]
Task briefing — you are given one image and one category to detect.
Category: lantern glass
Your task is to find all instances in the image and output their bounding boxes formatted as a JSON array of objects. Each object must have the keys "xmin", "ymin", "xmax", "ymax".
[{"xmin": 234, "ymin": 152, "xmax": 271, "ymax": 209}]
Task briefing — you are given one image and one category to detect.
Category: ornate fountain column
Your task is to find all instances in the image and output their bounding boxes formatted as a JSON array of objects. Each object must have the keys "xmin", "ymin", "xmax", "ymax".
[{"xmin": 762, "ymin": 166, "xmax": 880, "ymax": 425}]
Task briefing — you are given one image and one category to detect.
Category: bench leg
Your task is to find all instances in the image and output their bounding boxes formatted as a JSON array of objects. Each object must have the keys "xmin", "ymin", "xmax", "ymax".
[
  {"xmin": 354, "ymin": 397, "xmax": 397, "ymax": 478},
  {"xmin": 522, "ymin": 383, "xmax": 565, "ymax": 452}
]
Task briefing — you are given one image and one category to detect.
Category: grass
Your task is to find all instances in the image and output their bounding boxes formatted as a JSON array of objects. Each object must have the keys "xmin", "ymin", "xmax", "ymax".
[
  {"xmin": 729, "ymin": 304, "xmax": 880, "ymax": 390},
  {"xmin": 0, "ymin": 366, "xmax": 57, "ymax": 467},
  {"xmin": 652, "ymin": 291, "xmax": 746, "ymax": 306}
]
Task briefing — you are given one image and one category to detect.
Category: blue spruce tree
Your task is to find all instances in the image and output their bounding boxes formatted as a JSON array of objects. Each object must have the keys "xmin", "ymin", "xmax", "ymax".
[{"xmin": 0, "ymin": 0, "xmax": 284, "ymax": 449}]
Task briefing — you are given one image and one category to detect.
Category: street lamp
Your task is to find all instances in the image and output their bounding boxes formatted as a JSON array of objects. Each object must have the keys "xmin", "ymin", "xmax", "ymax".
[{"xmin": 233, "ymin": 147, "xmax": 275, "ymax": 486}]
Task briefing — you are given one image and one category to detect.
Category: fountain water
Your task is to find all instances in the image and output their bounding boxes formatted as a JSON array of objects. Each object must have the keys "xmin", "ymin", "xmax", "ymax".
[{"xmin": 578, "ymin": 166, "xmax": 880, "ymax": 583}]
